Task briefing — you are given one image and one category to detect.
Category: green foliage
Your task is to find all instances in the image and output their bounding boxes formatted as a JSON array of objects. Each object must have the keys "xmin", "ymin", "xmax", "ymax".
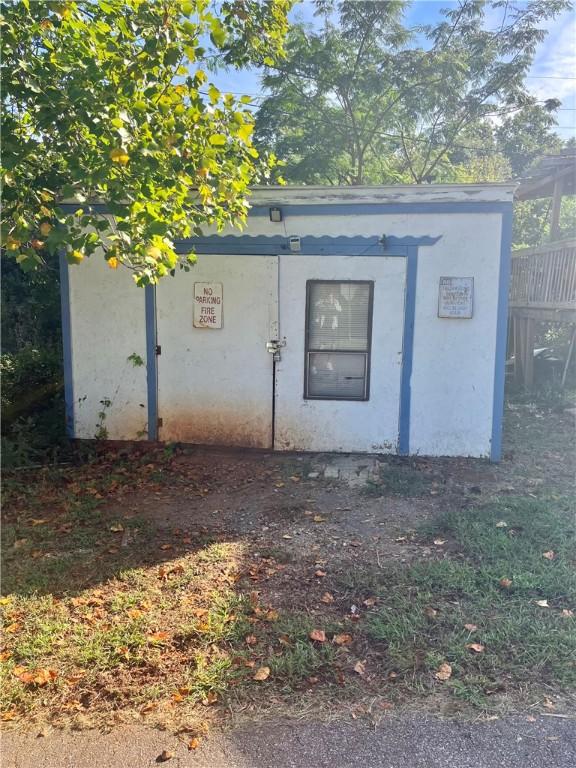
[
  {"xmin": 1, "ymin": 0, "xmax": 291, "ymax": 285},
  {"xmin": 255, "ymin": 0, "xmax": 569, "ymax": 185}
]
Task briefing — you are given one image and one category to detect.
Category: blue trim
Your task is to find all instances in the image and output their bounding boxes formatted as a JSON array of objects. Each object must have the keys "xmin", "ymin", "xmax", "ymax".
[
  {"xmin": 490, "ymin": 205, "xmax": 513, "ymax": 462},
  {"xmin": 59, "ymin": 253, "xmax": 75, "ymax": 438},
  {"xmin": 175, "ymin": 234, "xmax": 441, "ymax": 257},
  {"xmin": 145, "ymin": 286, "xmax": 158, "ymax": 441},
  {"xmin": 248, "ymin": 202, "xmax": 511, "ymax": 217},
  {"xmin": 398, "ymin": 247, "xmax": 418, "ymax": 455},
  {"xmin": 59, "ymin": 200, "xmax": 510, "ymax": 218}
]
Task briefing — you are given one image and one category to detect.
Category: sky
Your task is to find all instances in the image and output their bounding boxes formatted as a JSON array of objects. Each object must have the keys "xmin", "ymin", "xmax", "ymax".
[{"xmin": 214, "ymin": 0, "xmax": 576, "ymax": 142}]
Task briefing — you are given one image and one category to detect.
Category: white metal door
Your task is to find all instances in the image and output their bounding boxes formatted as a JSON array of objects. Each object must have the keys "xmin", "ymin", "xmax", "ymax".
[
  {"xmin": 274, "ymin": 255, "xmax": 407, "ymax": 453},
  {"xmin": 156, "ymin": 254, "xmax": 278, "ymax": 448}
]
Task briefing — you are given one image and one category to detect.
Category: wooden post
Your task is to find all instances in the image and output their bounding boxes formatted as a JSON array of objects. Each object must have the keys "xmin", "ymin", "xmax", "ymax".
[
  {"xmin": 523, "ymin": 317, "xmax": 535, "ymax": 390},
  {"xmin": 561, "ymin": 324, "xmax": 576, "ymax": 389},
  {"xmin": 513, "ymin": 315, "xmax": 523, "ymax": 386},
  {"xmin": 550, "ymin": 177, "xmax": 564, "ymax": 242}
]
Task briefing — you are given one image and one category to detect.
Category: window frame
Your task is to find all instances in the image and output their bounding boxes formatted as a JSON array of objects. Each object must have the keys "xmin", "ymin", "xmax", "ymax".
[{"xmin": 304, "ymin": 279, "xmax": 374, "ymax": 402}]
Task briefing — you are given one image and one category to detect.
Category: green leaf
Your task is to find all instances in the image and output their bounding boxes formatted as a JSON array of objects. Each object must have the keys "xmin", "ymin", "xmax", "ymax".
[{"xmin": 209, "ymin": 134, "xmax": 227, "ymax": 146}]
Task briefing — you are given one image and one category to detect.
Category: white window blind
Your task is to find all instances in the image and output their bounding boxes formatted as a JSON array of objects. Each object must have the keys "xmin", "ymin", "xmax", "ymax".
[{"xmin": 305, "ymin": 281, "xmax": 373, "ymax": 400}]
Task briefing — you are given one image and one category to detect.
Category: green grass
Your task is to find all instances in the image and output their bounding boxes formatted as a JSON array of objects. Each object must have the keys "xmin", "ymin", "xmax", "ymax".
[{"xmin": 360, "ymin": 496, "xmax": 576, "ymax": 703}]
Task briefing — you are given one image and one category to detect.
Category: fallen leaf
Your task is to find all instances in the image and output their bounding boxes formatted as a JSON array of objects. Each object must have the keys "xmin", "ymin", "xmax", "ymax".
[
  {"xmin": 1, "ymin": 710, "xmax": 18, "ymax": 721},
  {"xmin": 464, "ymin": 623, "xmax": 478, "ymax": 632},
  {"xmin": 499, "ymin": 577, "xmax": 512, "ymax": 589},
  {"xmin": 109, "ymin": 524, "xmax": 124, "ymax": 532},
  {"xmin": 535, "ymin": 600, "xmax": 549, "ymax": 608},
  {"xmin": 526, "ymin": 715, "xmax": 537, "ymax": 722},
  {"xmin": 0, "ymin": 651, "xmax": 13, "ymax": 662},
  {"xmin": 0, "ymin": 597, "xmax": 11, "ymax": 605},
  {"xmin": 201, "ymin": 691, "xmax": 218, "ymax": 706},
  {"xmin": 315, "ymin": 570, "xmax": 326, "ymax": 578},
  {"xmin": 425, "ymin": 607, "xmax": 438, "ymax": 618},
  {"xmin": 353, "ymin": 660, "xmax": 366, "ymax": 675},
  {"xmin": 188, "ymin": 737, "xmax": 201, "ymax": 750},
  {"xmin": 465, "ymin": 643, "xmax": 485, "ymax": 653},
  {"xmin": 275, "ymin": 482, "xmax": 285, "ymax": 488},
  {"xmin": 148, "ymin": 631, "xmax": 171, "ymax": 644},
  {"xmin": 363, "ymin": 597, "xmax": 377, "ymax": 607},
  {"xmin": 542, "ymin": 551, "xmax": 556, "ymax": 560},
  {"xmin": 127, "ymin": 609, "xmax": 144, "ymax": 620},
  {"xmin": 253, "ymin": 666, "xmax": 270, "ymax": 681},
  {"xmin": 307, "ymin": 676, "xmax": 319, "ymax": 684},
  {"xmin": 434, "ymin": 662, "xmax": 452, "ymax": 681},
  {"xmin": 282, "ymin": 534, "xmax": 292, "ymax": 540},
  {"xmin": 561, "ymin": 609, "xmax": 574, "ymax": 617},
  {"xmin": 333, "ymin": 633, "xmax": 353, "ymax": 645},
  {"xmin": 433, "ymin": 538, "xmax": 446, "ymax": 546},
  {"xmin": 5, "ymin": 622, "xmax": 20, "ymax": 634},
  {"xmin": 309, "ymin": 629, "xmax": 326, "ymax": 642},
  {"xmin": 378, "ymin": 701, "xmax": 394, "ymax": 710},
  {"xmin": 321, "ymin": 592, "xmax": 334, "ymax": 604},
  {"xmin": 245, "ymin": 634, "xmax": 257, "ymax": 646},
  {"xmin": 30, "ymin": 518, "xmax": 49, "ymax": 526},
  {"xmin": 159, "ymin": 544, "xmax": 173, "ymax": 551},
  {"xmin": 495, "ymin": 521, "xmax": 508, "ymax": 528},
  {"xmin": 157, "ymin": 749, "xmax": 174, "ymax": 762},
  {"xmin": 313, "ymin": 515, "xmax": 327, "ymax": 523},
  {"xmin": 543, "ymin": 697, "xmax": 555, "ymax": 710}
]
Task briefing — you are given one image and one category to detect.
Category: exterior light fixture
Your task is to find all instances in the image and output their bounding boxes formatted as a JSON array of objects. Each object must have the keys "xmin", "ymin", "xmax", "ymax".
[{"xmin": 269, "ymin": 206, "xmax": 283, "ymax": 222}]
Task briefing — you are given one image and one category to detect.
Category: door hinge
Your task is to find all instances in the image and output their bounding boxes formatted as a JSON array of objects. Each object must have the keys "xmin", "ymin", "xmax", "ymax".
[
  {"xmin": 155, "ymin": 344, "xmax": 161, "ymax": 355},
  {"xmin": 157, "ymin": 417, "xmax": 163, "ymax": 428}
]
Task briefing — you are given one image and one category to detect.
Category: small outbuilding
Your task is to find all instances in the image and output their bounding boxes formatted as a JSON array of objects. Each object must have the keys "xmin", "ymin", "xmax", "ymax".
[{"xmin": 61, "ymin": 183, "xmax": 514, "ymax": 459}]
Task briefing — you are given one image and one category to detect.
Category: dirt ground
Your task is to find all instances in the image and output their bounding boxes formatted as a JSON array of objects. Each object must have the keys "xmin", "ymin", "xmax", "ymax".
[{"xmin": 110, "ymin": 399, "xmax": 575, "ymax": 614}]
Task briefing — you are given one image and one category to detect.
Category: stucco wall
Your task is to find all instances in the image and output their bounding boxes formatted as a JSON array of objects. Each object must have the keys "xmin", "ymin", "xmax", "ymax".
[
  {"xmin": 67, "ymin": 251, "xmax": 148, "ymax": 440},
  {"xmin": 65, "ymin": 185, "xmax": 510, "ymax": 457}
]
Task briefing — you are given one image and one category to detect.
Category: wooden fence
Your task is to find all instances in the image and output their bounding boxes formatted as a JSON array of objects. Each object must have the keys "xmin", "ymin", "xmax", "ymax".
[{"xmin": 510, "ymin": 238, "xmax": 576, "ymax": 310}]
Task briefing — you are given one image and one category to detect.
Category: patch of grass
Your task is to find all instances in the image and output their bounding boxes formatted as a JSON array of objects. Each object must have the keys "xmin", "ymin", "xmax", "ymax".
[
  {"xmin": 268, "ymin": 615, "xmax": 339, "ymax": 686},
  {"xmin": 362, "ymin": 495, "xmax": 576, "ymax": 705}
]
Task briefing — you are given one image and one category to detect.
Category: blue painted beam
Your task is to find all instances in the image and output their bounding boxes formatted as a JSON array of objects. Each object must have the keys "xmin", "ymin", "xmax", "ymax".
[
  {"xmin": 59, "ymin": 253, "xmax": 75, "ymax": 438},
  {"xmin": 145, "ymin": 286, "xmax": 158, "ymax": 441},
  {"xmin": 398, "ymin": 247, "xmax": 418, "ymax": 456},
  {"xmin": 490, "ymin": 205, "xmax": 514, "ymax": 462}
]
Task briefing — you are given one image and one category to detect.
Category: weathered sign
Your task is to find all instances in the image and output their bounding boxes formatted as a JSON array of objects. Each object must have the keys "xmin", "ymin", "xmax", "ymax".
[
  {"xmin": 438, "ymin": 277, "xmax": 474, "ymax": 319},
  {"xmin": 193, "ymin": 282, "xmax": 223, "ymax": 328}
]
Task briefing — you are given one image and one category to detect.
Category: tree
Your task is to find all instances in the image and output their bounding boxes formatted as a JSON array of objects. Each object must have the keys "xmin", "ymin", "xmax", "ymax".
[
  {"xmin": 255, "ymin": 0, "xmax": 570, "ymax": 185},
  {"xmin": 1, "ymin": 0, "xmax": 291, "ymax": 285}
]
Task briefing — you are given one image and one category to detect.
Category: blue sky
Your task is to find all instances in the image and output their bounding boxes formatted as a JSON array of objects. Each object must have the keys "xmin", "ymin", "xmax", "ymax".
[{"xmin": 214, "ymin": 0, "xmax": 576, "ymax": 141}]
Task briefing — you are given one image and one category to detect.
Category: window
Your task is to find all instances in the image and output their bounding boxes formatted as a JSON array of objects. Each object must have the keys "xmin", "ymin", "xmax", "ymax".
[{"xmin": 304, "ymin": 280, "xmax": 373, "ymax": 400}]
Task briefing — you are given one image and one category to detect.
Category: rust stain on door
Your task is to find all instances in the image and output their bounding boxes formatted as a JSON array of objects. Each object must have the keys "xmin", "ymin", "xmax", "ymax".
[{"xmin": 159, "ymin": 406, "xmax": 272, "ymax": 449}]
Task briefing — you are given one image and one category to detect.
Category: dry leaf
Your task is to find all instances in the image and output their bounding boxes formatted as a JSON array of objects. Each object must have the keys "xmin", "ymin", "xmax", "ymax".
[
  {"xmin": 307, "ymin": 676, "xmax": 319, "ymax": 684},
  {"xmin": 378, "ymin": 701, "xmax": 394, "ymax": 710},
  {"xmin": 245, "ymin": 634, "xmax": 257, "ymax": 646},
  {"xmin": 109, "ymin": 524, "xmax": 124, "ymax": 532},
  {"xmin": 464, "ymin": 623, "xmax": 478, "ymax": 632},
  {"xmin": 157, "ymin": 749, "xmax": 174, "ymax": 762},
  {"xmin": 253, "ymin": 666, "xmax": 270, "ymax": 681},
  {"xmin": 159, "ymin": 543, "xmax": 173, "ymax": 551},
  {"xmin": 1, "ymin": 710, "xmax": 18, "ymax": 721},
  {"xmin": 201, "ymin": 691, "xmax": 218, "ymax": 706},
  {"xmin": 188, "ymin": 737, "xmax": 201, "ymax": 750},
  {"xmin": 5, "ymin": 623, "xmax": 20, "ymax": 634},
  {"xmin": 0, "ymin": 651, "xmax": 13, "ymax": 662},
  {"xmin": 148, "ymin": 631, "xmax": 170, "ymax": 643},
  {"xmin": 321, "ymin": 592, "xmax": 334, "ymax": 604},
  {"xmin": 333, "ymin": 633, "xmax": 352, "ymax": 645},
  {"xmin": 535, "ymin": 600, "xmax": 549, "ymax": 608},
  {"xmin": 543, "ymin": 697, "xmax": 555, "ymax": 710},
  {"xmin": 434, "ymin": 662, "xmax": 452, "ymax": 681},
  {"xmin": 465, "ymin": 643, "xmax": 485, "ymax": 653},
  {"xmin": 425, "ymin": 607, "xmax": 438, "ymax": 619},
  {"xmin": 30, "ymin": 518, "xmax": 49, "ymax": 526},
  {"xmin": 495, "ymin": 521, "xmax": 508, "ymax": 528},
  {"xmin": 315, "ymin": 570, "xmax": 327, "ymax": 578},
  {"xmin": 313, "ymin": 515, "xmax": 327, "ymax": 523},
  {"xmin": 499, "ymin": 577, "xmax": 512, "ymax": 589},
  {"xmin": 561, "ymin": 609, "xmax": 574, "ymax": 617},
  {"xmin": 353, "ymin": 660, "xmax": 366, "ymax": 675},
  {"xmin": 433, "ymin": 538, "xmax": 447, "ymax": 546},
  {"xmin": 363, "ymin": 597, "xmax": 377, "ymax": 607},
  {"xmin": 542, "ymin": 551, "xmax": 556, "ymax": 560},
  {"xmin": 127, "ymin": 609, "xmax": 144, "ymax": 620},
  {"xmin": 309, "ymin": 629, "xmax": 326, "ymax": 642}
]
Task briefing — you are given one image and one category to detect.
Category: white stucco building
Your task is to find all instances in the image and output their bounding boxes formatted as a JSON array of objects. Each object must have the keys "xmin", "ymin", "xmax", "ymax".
[{"xmin": 60, "ymin": 183, "xmax": 514, "ymax": 460}]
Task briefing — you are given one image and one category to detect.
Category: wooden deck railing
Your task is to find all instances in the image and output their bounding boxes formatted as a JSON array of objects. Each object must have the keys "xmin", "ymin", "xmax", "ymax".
[{"xmin": 510, "ymin": 238, "xmax": 576, "ymax": 310}]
